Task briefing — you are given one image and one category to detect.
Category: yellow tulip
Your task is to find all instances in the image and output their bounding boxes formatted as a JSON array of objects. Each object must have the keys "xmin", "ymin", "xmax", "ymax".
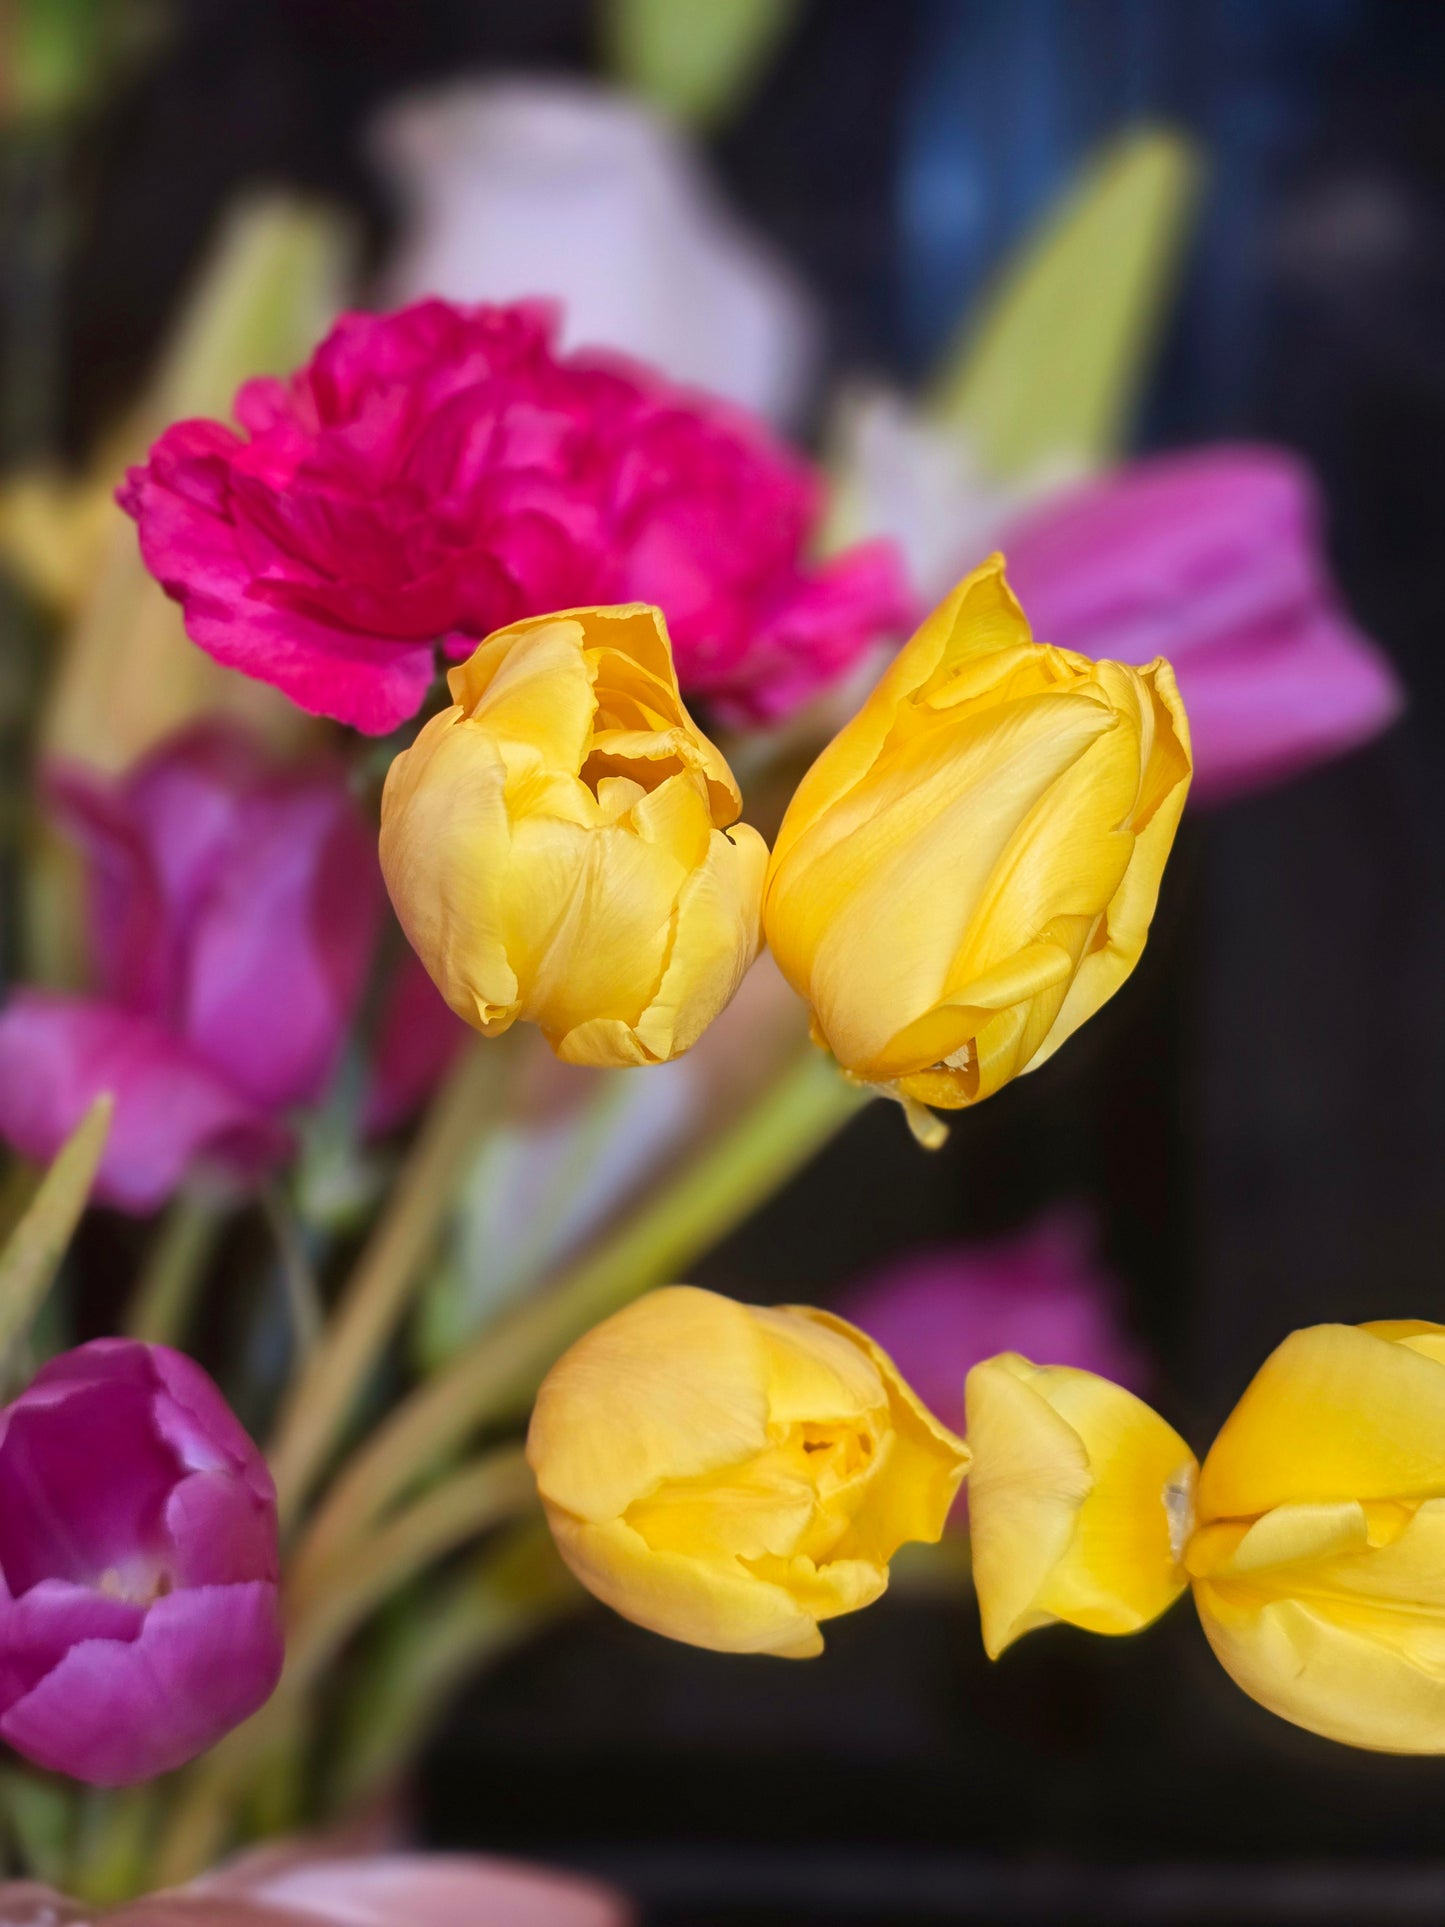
[
  {"xmin": 964, "ymin": 1352, "xmax": 1197, "ymax": 1658},
  {"xmin": 762, "ymin": 555, "xmax": 1192, "ymax": 1139},
  {"xmin": 1188, "ymin": 1321, "xmax": 1445, "ymax": 1752},
  {"xmin": 965, "ymin": 1322, "xmax": 1445, "ymax": 1754},
  {"xmin": 527, "ymin": 1286, "xmax": 969, "ymax": 1656},
  {"xmin": 381, "ymin": 604, "xmax": 768, "ymax": 1069}
]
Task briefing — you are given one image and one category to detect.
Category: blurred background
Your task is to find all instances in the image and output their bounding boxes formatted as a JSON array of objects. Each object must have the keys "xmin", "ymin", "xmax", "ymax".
[{"xmin": 4, "ymin": 0, "xmax": 1445, "ymax": 1921}]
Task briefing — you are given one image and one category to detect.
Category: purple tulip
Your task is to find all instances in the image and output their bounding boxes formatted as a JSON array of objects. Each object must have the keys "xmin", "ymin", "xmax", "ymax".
[
  {"xmin": 1002, "ymin": 445, "xmax": 1403, "ymax": 805},
  {"xmin": 0, "ymin": 724, "xmax": 384, "ymax": 1213},
  {"xmin": 0, "ymin": 1340, "xmax": 282, "ymax": 1785},
  {"xmin": 839, "ymin": 1209, "xmax": 1147, "ymax": 1448}
]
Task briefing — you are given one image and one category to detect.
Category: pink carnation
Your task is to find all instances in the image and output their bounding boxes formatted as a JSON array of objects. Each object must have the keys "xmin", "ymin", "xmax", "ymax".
[{"xmin": 120, "ymin": 299, "xmax": 912, "ymax": 733}]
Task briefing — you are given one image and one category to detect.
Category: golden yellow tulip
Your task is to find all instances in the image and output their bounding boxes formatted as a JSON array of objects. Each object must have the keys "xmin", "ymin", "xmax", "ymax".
[
  {"xmin": 381, "ymin": 604, "xmax": 768, "ymax": 1069},
  {"xmin": 1188, "ymin": 1320, "xmax": 1445, "ymax": 1752},
  {"xmin": 965, "ymin": 1322, "xmax": 1445, "ymax": 1754},
  {"xmin": 762, "ymin": 555, "xmax": 1192, "ymax": 1139},
  {"xmin": 527, "ymin": 1286, "xmax": 970, "ymax": 1656},
  {"xmin": 964, "ymin": 1352, "xmax": 1197, "ymax": 1658}
]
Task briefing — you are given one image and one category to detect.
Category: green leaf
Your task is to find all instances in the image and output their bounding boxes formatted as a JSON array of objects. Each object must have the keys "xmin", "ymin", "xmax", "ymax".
[
  {"xmin": 600, "ymin": 0, "xmax": 803, "ymax": 129},
  {"xmin": 925, "ymin": 126, "xmax": 1203, "ymax": 482},
  {"xmin": 154, "ymin": 194, "xmax": 355, "ymax": 424},
  {"xmin": 0, "ymin": 1092, "xmax": 110, "ymax": 1383},
  {"xmin": 0, "ymin": 1768, "xmax": 74, "ymax": 1887}
]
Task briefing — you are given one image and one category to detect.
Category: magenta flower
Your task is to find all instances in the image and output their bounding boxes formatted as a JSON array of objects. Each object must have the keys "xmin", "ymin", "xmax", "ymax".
[
  {"xmin": 0, "ymin": 725, "xmax": 383, "ymax": 1213},
  {"xmin": 0, "ymin": 1340, "xmax": 282, "ymax": 1785},
  {"xmin": 1002, "ymin": 445, "xmax": 1403, "ymax": 805},
  {"xmin": 119, "ymin": 298, "xmax": 912, "ymax": 733},
  {"xmin": 839, "ymin": 1209, "xmax": 1147, "ymax": 1445}
]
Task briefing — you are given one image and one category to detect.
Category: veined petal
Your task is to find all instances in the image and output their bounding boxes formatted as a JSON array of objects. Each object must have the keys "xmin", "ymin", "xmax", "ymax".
[
  {"xmin": 528, "ymin": 1287, "xmax": 769, "ymax": 1523},
  {"xmin": 1197, "ymin": 1323, "xmax": 1445, "ymax": 1522}
]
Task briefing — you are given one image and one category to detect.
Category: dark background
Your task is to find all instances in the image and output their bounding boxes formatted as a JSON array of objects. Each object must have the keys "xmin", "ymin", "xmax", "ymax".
[{"xmin": 38, "ymin": 0, "xmax": 1445, "ymax": 1919}]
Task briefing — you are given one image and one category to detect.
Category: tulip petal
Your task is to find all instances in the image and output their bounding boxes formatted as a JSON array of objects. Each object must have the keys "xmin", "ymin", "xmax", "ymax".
[
  {"xmin": 1194, "ymin": 1504, "xmax": 1445, "ymax": 1751},
  {"xmin": 633, "ymin": 820, "xmax": 766, "ymax": 1061},
  {"xmin": 1028, "ymin": 657, "xmax": 1192, "ymax": 1071},
  {"xmin": 965, "ymin": 1353, "xmax": 1195, "ymax": 1658},
  {"xmin": 0, "ymin": 992, "xmax": 289, "ymax": 1214},
  {"xmin": 528, "ymin": 1287, "xmax": 770, "ymax": 1522},
  {"xmin": 381, "ymin": 714, "xmax": 520, "ymax": 1031},
  {"xmin": 767, "ymin": 555, "xmax": 1031, "ymax": 881},
  {"xmin": 1004, "ymin": 445, "xmax": 1402, "ymax": 805},
  {"xmin": 181, "ymin": 778, "xmax": 383, "ymax": 1111},
  {"xmin": 0, "ymin": 1580, "xmax": 144, "ymax": 1718},
  {"xmin": 784, "ymin": 1309, "xmax": 969, "ymax": 1562},
  {"xmin": 1197, "ymin": 1323, "xmax": 1445, "ymax": 1521},
  {"xmin": 547, "ymin": 1508, "xmax": 824, "ymax": 1657},
  {"xmin": 0, "ymin": 1580, "xmax": 282, "ymax": 1784}
]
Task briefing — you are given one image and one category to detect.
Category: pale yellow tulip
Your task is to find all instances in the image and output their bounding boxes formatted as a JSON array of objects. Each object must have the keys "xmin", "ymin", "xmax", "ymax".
[
  {"xmin": 527, "ymin": 1286, "xmax": 969, "ymax": 1656},
  {"xmin": 763, "ymin": 555, "xmax": 1191, "ymax": 1139},
  {"xmin": 381, "ymin": 604, "xmax": 767, "ymax": 1069},
  {"xmin": 965, "ymin": 1321, "xmax": 1445, "ymax": 1754}
]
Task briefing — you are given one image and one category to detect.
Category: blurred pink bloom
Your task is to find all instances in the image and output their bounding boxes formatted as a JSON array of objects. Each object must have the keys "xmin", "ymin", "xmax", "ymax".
[
  {"xmin": 1002, "ymin": 445, "xmax": 1403, "ymax": 804},
  {"xmin": 0, "ymin": 725, "xmax": 382, "ymax": 1212},
  {"xmin": 0, "ymin": 1340, "xmax": 281, "ymax": 1785},
  {"xmin": 119, "ymin": 299, "xmax": 912, "ymax": 733},
  {"xmin": 839, "ymin": 1209, "xmax": 1148, "ymax": 1444},
  {"xmin": 0, "ymin": 1850, "xmax": 631, "ymax": 1924},
  {"xmin": 361, "ymin": 952, "xmax": 469, "ymax": 1138}
]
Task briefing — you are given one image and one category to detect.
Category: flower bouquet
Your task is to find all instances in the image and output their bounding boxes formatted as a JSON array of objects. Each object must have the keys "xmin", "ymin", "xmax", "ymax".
[{"xmin": 0, "ymin": 54, "xmax": 1415, "ymax": 1917}]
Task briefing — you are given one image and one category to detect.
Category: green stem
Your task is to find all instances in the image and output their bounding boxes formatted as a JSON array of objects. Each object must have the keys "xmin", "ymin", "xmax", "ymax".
[
  {"xmin": 260, "ymin": 1182, "xmax": 323, "ymax": 1364},
  {"xmin": 126, "ymin": 1187, "xmax": 225, "ymax": 1348},
  {"xmin": 285, "ymin": 1445, "xmax": 535, "ymax": 1689},
  {"xmin": 300, "ymin": 1050, "xmax": 865, "ymax": 1574},
  {"xmin": 268, "ymin": 1041, "xmax": 505, "ymax": 1528},
  {"xmin": 151, "ymin": 1445, "xmax": 534, "ymax": 1889},
  {"xmin": 329, "ymin": 1521, "xmax": 576, "ymax": 1812},
  {"xmin": 65, "ymin": 1787, "xmax": 157, "ymax": 1909}
]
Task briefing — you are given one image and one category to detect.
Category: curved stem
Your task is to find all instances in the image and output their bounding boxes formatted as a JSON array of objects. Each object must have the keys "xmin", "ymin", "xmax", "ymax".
[
  {"xmin": 268, "ymin": 1041, "xmax": 504, "ymax": 1528},
  {"xmin": 126, "ymin": 1186, "xmax": 224, "ymax": 1350},
  {"xmin": 328, "ymin": 1521, "xmax": 575, "ymax": 1812},
  {"xmin": 152, "ymin": 1444, "xmax": 534, "ymax": 1889},
  {"xmin": 300, "ymin": 1050, "xmax": 865, "ymax": 1575},
  {"xmin": 285, "ymin": 1445, "xmax": 535, "ymax": 1688}
]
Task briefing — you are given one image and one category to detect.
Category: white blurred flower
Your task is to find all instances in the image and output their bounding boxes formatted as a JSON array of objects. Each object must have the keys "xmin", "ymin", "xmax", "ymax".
[
  {"xmin": 824, "ymin": 382, "xmax": 1066, "ymax": 603},
  {"xmin": 370, "ymin": 76, "xmax": 817, "ymax": 425}
]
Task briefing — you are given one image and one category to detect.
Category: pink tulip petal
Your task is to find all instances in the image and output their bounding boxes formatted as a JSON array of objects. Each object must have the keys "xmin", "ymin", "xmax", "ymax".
[
  {"xmin": 0, "ymin": 1381, "xmax": 179, "ymax": 1591},
  {"xmin": 0, "ymin": 1581, "xmax": 282, "ymax": 1785},
  {"xmin": 0, "ymin": 991, "xmax": 289, "ymax": 1213},
  {"xmin": 0, "ymin": 1580, "xmax": 144, "ymax": 1717},
  {"xmin": 1002, "ymin": 445, "xmax": 1404, "ymax": 805},
  {"xmin": 181, "ymin": 781, "xmax": 384, "ymax": 1112}
]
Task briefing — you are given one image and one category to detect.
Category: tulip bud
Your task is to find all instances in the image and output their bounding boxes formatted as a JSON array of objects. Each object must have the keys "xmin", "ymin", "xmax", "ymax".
[
  {"xmin": 0, "ymin": 1341, "xmax": 282, "ymax": 1785},
  {"xmin": 1188, "ymin": 1321, "xmax": 1445, "ymax": 1752},
  {"xmin": 964, "ymin": 1353, "xmax": 1197, "ymax": 1658},
  {"xmin": 527, "ymin": 1286, "xmax": 969, "ymax": 1655},
  {"xmin": 763, "ymin": 556, "xmax": 1191, "ymax": 1137},
  {"xmin": 381, "ymin": 605, "xmax": 768, "ymax": 1069}
]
